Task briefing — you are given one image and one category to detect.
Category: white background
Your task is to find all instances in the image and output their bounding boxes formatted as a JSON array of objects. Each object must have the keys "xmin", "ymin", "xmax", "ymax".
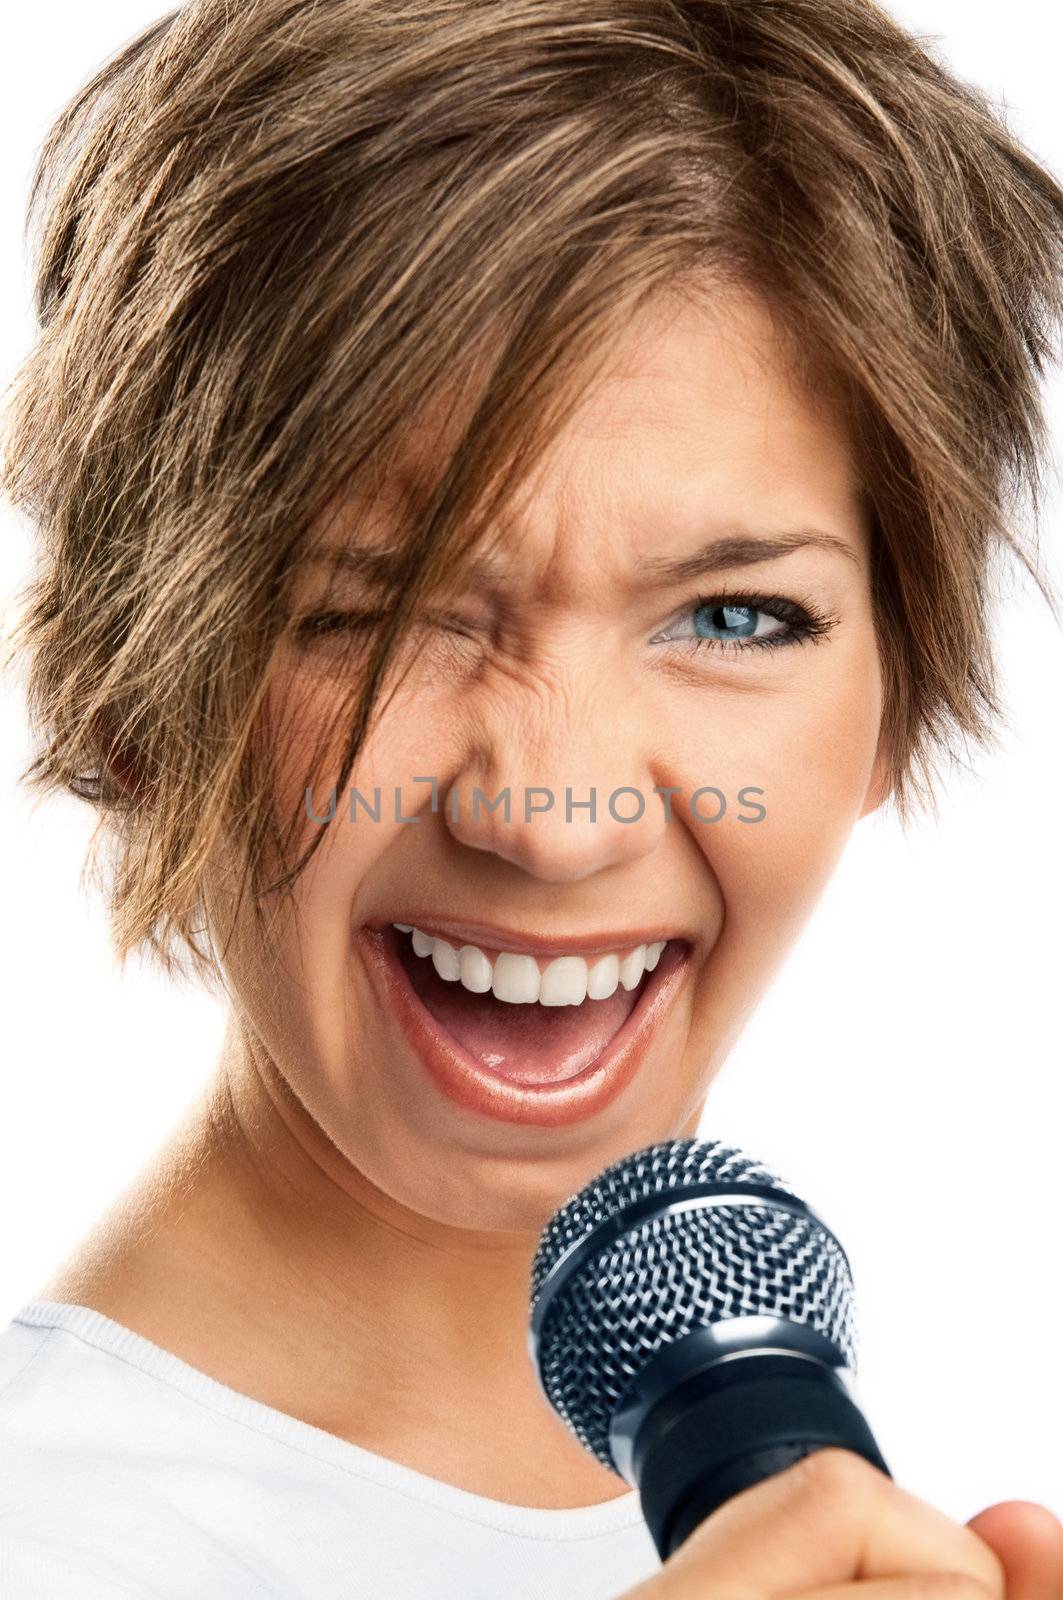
[{"xmin": 1, "ymin": 1, "xmax": 1060, "ymax": 1525}]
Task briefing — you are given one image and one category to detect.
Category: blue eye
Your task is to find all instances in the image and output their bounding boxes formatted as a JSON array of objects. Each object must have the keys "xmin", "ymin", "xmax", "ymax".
[
  {"xmin": 652, "ymin": 592, "xmax": 837, "ymax": 654},
  {"xmin": 692, "ymin": 603, "xmax": 763, "ymax": 641}
]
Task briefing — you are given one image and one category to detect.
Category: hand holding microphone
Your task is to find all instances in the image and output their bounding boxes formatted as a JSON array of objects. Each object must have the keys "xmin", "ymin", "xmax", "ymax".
[
  {"xmin": 527, "ymin": 1138, "xmax": 1063, "ymax": 1599},
  {"xmin": 619, "ymin": 1446, "xmax": 1062, "ymax": 1600}
]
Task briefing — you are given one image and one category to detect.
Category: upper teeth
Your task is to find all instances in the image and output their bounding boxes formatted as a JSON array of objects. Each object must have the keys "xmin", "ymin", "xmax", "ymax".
[{"xmin": 392, "ymin": 924, "xmax": 667, "ymax": 1006}]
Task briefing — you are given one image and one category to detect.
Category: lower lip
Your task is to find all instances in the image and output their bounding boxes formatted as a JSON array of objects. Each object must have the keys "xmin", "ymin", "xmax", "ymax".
[{"xmin": 358, "ymin": 925, "xmax": 691, "ymax": 1128}]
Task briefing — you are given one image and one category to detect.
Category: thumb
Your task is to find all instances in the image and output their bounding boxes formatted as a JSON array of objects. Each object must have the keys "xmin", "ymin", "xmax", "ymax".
[{"xmin": 966, "ymin": 1501, "xmax": 1063, "ymax": 1600}]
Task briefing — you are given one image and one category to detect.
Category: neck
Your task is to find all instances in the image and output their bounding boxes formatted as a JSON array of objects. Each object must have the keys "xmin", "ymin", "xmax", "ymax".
[{"xmin": 43, "ymin": 1009, "xmax": 631, "ymax": 1510}]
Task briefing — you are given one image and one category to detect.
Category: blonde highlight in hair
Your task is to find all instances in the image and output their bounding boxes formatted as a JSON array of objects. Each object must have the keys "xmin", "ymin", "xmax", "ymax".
[{"xmin": 3, "ymin": 0, "xmax": 1063, "ymax": 984}]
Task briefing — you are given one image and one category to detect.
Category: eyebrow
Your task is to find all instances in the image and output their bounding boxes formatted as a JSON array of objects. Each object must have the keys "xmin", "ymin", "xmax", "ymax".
[
  {"xmin": 636, "ymin": 530, "xmax": 861, "ymax": 581},
  {"xmin": 308, "ymin": 527, "xmax": 860, "ymax": 590}
]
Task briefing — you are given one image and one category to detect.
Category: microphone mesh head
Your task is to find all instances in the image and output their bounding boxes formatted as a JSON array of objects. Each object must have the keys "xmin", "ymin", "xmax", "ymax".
[{"xmin": 529, "ymin": 1138, "xmax": 858, "ymax": 1472}]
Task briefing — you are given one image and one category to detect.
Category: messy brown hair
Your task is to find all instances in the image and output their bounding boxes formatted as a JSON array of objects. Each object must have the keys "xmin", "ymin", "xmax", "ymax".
[{"xmin": 3, "ymin": 0, "xmax": 1063, "ymax": 989}]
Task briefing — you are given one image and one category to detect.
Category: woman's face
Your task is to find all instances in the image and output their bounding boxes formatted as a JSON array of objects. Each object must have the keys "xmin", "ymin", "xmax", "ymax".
[{"xmin": 219, "ymin": 285, "xmax": 886, "ymax": 1231}]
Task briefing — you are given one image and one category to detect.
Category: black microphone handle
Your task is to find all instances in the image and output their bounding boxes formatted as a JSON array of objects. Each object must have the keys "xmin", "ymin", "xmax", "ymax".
[{"xmin": 631, "ymin": 1352, "xmax": 892, "ymax": 1560}]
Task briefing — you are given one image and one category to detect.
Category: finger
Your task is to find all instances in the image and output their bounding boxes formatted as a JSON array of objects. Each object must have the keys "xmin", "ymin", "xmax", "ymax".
[
  {"xmin": 627, "ymin": 1568, "xmax": 997, "ymax": 1600},
  {"xmin": 967, "ymin": 1502, "xmax": 1063, "ymax": 1600},
  {"xmin": 790, "ymin": 1580, "xmax": 1002, "ymax": 1600},
  {"xmin": 662, "ymin": 1451, "xmax": 1004, "ymax": 1600}
]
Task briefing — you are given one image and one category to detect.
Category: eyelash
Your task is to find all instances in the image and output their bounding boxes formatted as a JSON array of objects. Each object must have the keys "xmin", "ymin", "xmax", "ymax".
[
  {"xmin": 295, "ymin": 609, "xmax": 390, "ymax": 639},
  {"xmin": 295, "ymin": 592, "xmax": 839, "ymax": 654},
  {"xmin": 661, "ymin": 591, "xmax": 839, "ymax": 656}
]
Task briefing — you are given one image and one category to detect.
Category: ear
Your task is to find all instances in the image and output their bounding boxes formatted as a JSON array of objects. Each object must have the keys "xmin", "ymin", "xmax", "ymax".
[{"xmin": 858, "ymin": 725, "xmax": 893, "ymax": 820}]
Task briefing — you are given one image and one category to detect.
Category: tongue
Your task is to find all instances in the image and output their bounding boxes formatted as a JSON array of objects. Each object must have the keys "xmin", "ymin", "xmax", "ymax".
[{"xmin": 404, "ymin": 955, "xmax": 641, "ymax": 1084}]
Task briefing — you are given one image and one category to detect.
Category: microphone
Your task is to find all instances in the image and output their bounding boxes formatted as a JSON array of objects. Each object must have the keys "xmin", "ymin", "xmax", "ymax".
[{"xmin": 527, "ymin": 1137, "xmax": 891, "ymax": 1560}]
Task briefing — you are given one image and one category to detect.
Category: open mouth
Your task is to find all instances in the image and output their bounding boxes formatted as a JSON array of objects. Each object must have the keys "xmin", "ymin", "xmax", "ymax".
[{"xmin": 361, "ymin": 920, "xmax": 691, "ymax": 1123}]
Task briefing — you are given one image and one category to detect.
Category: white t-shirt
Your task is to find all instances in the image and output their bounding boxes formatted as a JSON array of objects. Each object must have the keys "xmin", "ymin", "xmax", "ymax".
[{"xmin": 0, "ymin": 1301, "xmax": 661, "ymax": 1598}]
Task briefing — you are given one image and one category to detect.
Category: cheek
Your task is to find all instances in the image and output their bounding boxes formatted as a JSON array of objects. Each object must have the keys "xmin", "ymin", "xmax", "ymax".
[
  {"xmin": 268, "ymin": 644, "xmax": 481, "ymax": 808},
  {"xmin": 668, "ymin": 632, "xmax": 883, "ymax": 943},
  {"xmin": 264, "ymin": 654, "xmax": 438, "ymax": 851},
  {"xmin": 260, "ymin": 655, "xmax": 474, "ymax": 935}
]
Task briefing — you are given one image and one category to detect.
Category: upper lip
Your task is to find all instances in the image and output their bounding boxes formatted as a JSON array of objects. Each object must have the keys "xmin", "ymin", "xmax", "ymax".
[{"xmin": 364, "ymin": 916, "xmax": 691, "ymax": 959}]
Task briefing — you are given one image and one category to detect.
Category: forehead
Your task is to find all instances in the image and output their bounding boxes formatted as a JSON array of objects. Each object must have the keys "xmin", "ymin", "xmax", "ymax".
[
  {"xmin": 310, "ymin": 283, "xmax": 867, "ymax": 582},
  {"xmin": 529, "ymin": 292, "xmax": 866, "ymax": 592},
  {"xmin": 515, "ymin": 285, "xmax": 860, "ymax": 525},
  {"xmin": 398, "ymin": 283, "xmax": 851, "ymax": 469}
]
